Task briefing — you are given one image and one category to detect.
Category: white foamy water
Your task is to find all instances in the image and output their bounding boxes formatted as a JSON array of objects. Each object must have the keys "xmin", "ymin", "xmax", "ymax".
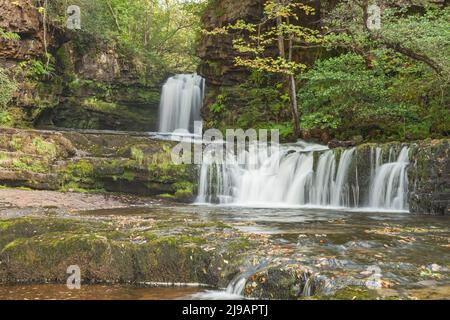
[
  {"xmin": 197, "ymin": 141, "xmax": 410, "ymax": 212},
  {"xmin": 159, "ymin": 74, "xmax": 205, "ymax": 133}
]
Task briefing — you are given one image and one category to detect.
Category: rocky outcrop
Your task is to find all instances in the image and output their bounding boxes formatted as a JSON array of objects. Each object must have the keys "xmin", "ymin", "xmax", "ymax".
[
  {"xmin": 197, "ymin": 0, "xmax": 322, "ymax": 133},
  {"xmin": 0, "ymin": 0, "xmax": 46, "ymax": 63},
  {"xmin": 409, "ymin": 139, "xmax": 450, "ymax": 215},
  {"xmin": 351, "ymin": 139, "xmax": 450, "ymax": 215},
  {"xmin": 197, "ymin": 0, "xmax": 265, "ymax": 86},
  {"xmin": 0, "ymin": 216, "xmax": 256, "ymax": 286},
  {"xmin": 0, "ymin": 128, "xmax": 197, "ymax": 201},
  {"xmin": 198, "ymin": 0, "xmax": 322, "ymax": 85}
]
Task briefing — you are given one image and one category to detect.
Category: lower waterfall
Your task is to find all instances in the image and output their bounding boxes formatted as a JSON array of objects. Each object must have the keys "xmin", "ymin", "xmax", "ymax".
[{"xmin": 197, "ymin": 141, "xmax": 410, "ymax": 211}]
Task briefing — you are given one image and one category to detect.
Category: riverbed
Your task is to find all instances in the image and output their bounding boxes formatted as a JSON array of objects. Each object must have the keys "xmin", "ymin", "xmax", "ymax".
[{"xmin": 2, "ymin": 198, "xmax": 447, "ymax": 300}]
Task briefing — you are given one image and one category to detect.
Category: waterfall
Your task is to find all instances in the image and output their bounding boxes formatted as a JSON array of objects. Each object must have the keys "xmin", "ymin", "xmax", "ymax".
[
  {"xmin": 158, "ymin": 74, "xmax": 205, "ymax": 133},
  {"xmin": 197, "ymin": 142, "xmax": 410, "ymax": 211},
  {"xmin": 369, "ymin": 147, "xmax": 410, "ymax": 210}
]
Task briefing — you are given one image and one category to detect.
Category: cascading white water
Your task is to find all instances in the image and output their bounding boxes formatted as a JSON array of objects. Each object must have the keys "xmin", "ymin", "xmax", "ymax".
[
  {"xmin": 197, "ymin": 142, "xmax": 410, "ymax": 211},
  {"xmin": 369, "ymin": 147, "xmax": 409, "ymax": 210},
  {"xmin": 159, "ymin": 74, "xmax": 205, "ymax": 133}
]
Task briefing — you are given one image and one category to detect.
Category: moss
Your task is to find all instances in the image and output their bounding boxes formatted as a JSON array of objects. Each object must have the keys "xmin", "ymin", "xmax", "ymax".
[
  {"xmin": 0, "ymin": 217, "xmax": 110, "ymax": 250},
  {"xmin": 55, "ymin": 45, "xmax": 75, "ymax": 80},
  {"xmin": 130, "ymin": 147, "xmax": 145, "ymax": 166},
  {"xmin": 0, "ymin": 218, "xmax": 216, "ymax": 284},
  {"xmin": 226, "ymin": 238, "xmax": 253, "ymax": 253},
  {"xmin": 158, "ymin": 193, "xmax": 175, "ymax": 199},
  {"xmin": 114, "ymin": 170, "xmax": 135, "ymax": 182},
  {"xmin": 174, "ymin": 181, "xmax": 194, "ymax": 200},
  {"xmin": 205, "ymin": 60, "xmax": 225, "ymax": 77},
  {"xmin": 147, "ymin": 149, "xmax": 191, "ymax": 184},
  {"xmin": 12, "ymin": 157, "xmax": 48, "ymax": 173},
  {"xmin": 0, "ymin": 151, "xmax": 8, "ymax": 161},
  {"xmin": 68, "ymin": 160, "xmax": 94, "ymax": 177},
  {"xmin": 325, "ymin": 286, "xmax": 380, "ymax": 300},
  {"xmin": 32, "ymin": 137, "xmax": 58, "ymax": 158},
  {"xmin": 61, "ymin": 159, "xmax": 99, "ymax": 191},
  {"xmin": 0, "ymin": 129, "xmax": 197, "ymax": 198},
  {"xmin": 9, "ymin": 136, "xmax": 23, "ymax": 151}
]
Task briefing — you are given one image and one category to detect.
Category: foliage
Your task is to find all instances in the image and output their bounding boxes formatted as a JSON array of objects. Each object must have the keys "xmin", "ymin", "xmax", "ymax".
[
  {"xmin": 204, "ymin": 0, "xmax": 449, "ymax": 142},
  {"xmin": 299, "ymin": 51, "xmax": 450, "ymax": 140},
  {"xmin": 0, "ymin": 28, "xmax": 20, "ymax": 41},
  {"xmin": 0, "ymin": 67, "xmax": 17, "ymax": 112},
  {"xmin": 323, "ymin": 1, "xmax": 450, "ymax": 78},
  {"xmin": 206, "ymin": 72, "xmax": 296, "ymax": 141},
  {"xmin": 130, "ymin": 147, "xmax": 145, "ymax": 166},
  {"xmin": 210, "ymin": 94, "xmax": 226, "ymax": 114},
  {"xmin": 16, "ymin": 59, "xmax": 55, "ymax": 80},
  {"xmin": 32, "ymin": 137, "xmax": 58, "ymax": 158},
  {"xmin": 204, "ymin": 0, "xmax": 320, "ymax": 75},
  {"xmin": 301, "ymin": 112, "xmax": 340, "ymax": 130},
  {"xmin": 0, "ymin": 111, "xmax": 13, "ymax": 127}
]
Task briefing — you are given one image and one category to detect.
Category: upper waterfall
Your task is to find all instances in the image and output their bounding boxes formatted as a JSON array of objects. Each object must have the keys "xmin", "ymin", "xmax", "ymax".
[
  {"xmin": 197, "ymin": 141, "xmax": 410, "ymax": 212},
  {"xmin": 158, "ymin": 74, "xmax": 205, "ymax": 133}
]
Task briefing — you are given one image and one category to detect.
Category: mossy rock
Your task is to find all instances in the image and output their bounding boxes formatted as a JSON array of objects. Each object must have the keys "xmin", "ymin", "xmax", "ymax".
[{"xmin": 0, "ymin": 217, "xmax": 255, "ymax": 286}]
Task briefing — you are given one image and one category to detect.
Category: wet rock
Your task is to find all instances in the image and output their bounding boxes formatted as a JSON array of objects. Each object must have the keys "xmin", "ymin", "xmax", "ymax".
[
  {"xmin": 409, "ymin": 139, "xmax": 450, "ymax": 215},
  {"xmin": 0, "ymin": 0, "xmax": 45, "ymax": 62},
  {"xmin": 242, "ymin": 266, "xmax": 327, "ymax": 299},
  {"xmin": 328, "ymin": 139, "xmax": 356, "ymax": 149}
]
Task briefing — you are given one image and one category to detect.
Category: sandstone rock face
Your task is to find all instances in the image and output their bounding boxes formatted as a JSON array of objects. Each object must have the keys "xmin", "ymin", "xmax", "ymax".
[
  {"xmin": 58, "ymin": 41, "xmax": 122, "ymax": 83},
  {"xmin": 197, "ymin": 0, "xmax": 322, "ymax": 130}
]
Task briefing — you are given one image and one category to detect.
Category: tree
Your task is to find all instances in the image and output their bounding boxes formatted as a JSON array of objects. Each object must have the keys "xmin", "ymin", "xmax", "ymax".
[
  {"xmin": 323, "ymin": 0, "xmax": 450, "ymax": 79},
  {"xmin": 298, "ymin": 1, "xmax": 450, "ymax": 141},
  {"xmin": 204, "ymin": 0, "xmax": 321, "ymax": 137}
]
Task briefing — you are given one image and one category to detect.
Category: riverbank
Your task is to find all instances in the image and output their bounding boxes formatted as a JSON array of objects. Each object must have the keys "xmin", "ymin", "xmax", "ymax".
[{"xmin": 0, "ymin": 188, "xmax": 167, "ymax": 216}]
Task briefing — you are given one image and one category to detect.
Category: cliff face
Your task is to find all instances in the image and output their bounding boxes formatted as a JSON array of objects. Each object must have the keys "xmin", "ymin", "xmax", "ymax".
[
  {"xmin": 198, "ymin": 0, "xmax": 322, "ymax": 86},
  {"xmin": 409, "ymin": 140, "xmax": 450, "ymax": 215},
  {"xmin": 0, "ymin": 0, "xmax": 160, "ymax": 131},
  {"xmin": 197, "ymin": 0, "xmax": 323, "ymax": 134},
  {"xmin": 197, "ymin": 0, "xmax": 265, "ymax": 86},
  {"xmin": 0, "ymin": 0, "xmax": 46, "ymax": 64}
]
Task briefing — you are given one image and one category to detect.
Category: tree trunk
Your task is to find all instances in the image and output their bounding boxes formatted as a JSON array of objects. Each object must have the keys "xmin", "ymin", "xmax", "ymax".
[
  {"xmin": 288, "ymin": 74, "xmax": 301, "ymax": 137},
  {"xmin": 284, "ymin": 4, "xmax": 300, "ymax": 138},
  {"xmin": 43, "ymin": 0, "xmax": 49, "ymax": 68}
]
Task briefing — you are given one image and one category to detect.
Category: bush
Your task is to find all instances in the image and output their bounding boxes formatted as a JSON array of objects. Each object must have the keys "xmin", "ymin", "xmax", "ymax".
[
  {"xmin": 298, "ymin": 52, "xmax": 450, "ymax": 141},
  {"xmin": 0, "ymin": 67, "xmax": 16, "ymax": 109}
]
